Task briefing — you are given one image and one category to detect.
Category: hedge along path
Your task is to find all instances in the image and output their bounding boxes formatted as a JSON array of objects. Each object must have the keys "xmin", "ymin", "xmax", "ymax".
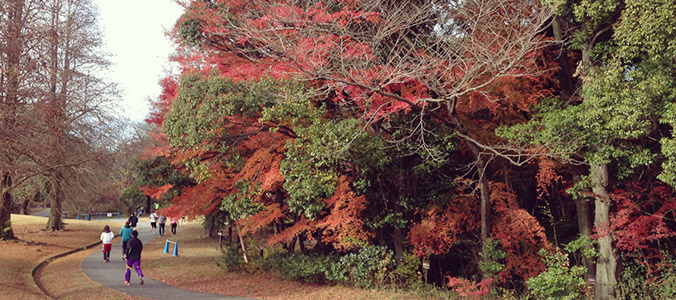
[{"xmin": 80, "ymin": 219, "xmax": 257, "ymax": 300}]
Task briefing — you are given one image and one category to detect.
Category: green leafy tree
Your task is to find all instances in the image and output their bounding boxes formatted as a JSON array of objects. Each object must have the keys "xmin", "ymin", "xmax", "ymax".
[{"xmin": 500, "ymin": 0, "xmax": 676, "ymax": 298}]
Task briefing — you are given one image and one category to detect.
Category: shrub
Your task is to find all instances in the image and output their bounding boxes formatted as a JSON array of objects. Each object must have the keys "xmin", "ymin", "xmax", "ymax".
[
  {"xmin": 327, "ymin": 245, "xmax": 396, "ymax": 288},
  {"xmin": 618, "ymin": 255, "xmax": 676, "ymax": 300},
  {"xmin": 526, "ymin": 249, "xmax": 586, "ymax": 300},
  {"xmin": 479, "ymin": 237, "xmax": 506, "ymax": 281},
  {"xmin": 390, "ymin": 251, "xmax": 423, "ymax": 288},
  {"xmin": 260, "ymin": 247, "xmax": 287, "ymax": 272},
  {"xmin": 217, "ymin": 247, "xmax": 243, "ymax": 271},
  {"xmin": 277, "ymin": 253, "xmax": 336, "ymax": 283}
]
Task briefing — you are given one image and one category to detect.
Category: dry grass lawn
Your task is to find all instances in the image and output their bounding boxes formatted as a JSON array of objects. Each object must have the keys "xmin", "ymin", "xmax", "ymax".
[
  {"xmin": 143, "ymin": 221, "xmax": 431, "ymax": 300},
  {"xmin": 38, "ymin": 246, "xmax": 144, "ymax": 300},
  {"xmin": 0, "ymin": 214, "xmax": 143, "ymax": 300}
]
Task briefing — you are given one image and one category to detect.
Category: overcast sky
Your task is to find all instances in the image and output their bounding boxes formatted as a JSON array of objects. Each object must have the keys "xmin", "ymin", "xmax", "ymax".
[{"xmin": 94, "ymin": 0, "xmax": 185, "ymax": 122}]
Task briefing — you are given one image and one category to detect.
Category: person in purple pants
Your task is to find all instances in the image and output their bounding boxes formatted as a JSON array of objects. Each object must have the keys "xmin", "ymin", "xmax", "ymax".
[{"xmin": 124, "ymin": 230, "xmax": 145, "ymax": 286}]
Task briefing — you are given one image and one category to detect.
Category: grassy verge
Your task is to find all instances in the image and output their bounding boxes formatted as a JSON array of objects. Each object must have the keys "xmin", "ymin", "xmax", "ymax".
[
  {"xmin": 39, "ymin": 246, "xmax": 143, "ymax": 299},
  {"xmin": 1, "ymin": 214, "xmax": 143, "ymax": 300},
  {"xmin": 143, "ymin": 221, "xmax": 434, "ymax": 300}
]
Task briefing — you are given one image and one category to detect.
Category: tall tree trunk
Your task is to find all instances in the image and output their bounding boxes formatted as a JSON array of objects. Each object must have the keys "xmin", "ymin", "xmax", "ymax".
[
  {"xmin": 391, "ymin": 226, "xmax": 405, "ymax": 263},
  {"xmin": 469, "ymin": 144, "xmax": 493, "ymax": 283},
  {"xmin": 477, "ymin": 159, "xmax": 491, "ymax": 242},
  {"xmin": 145, "ymin": 196, "xmax": 151, "ymax": 214},
  {"xmin": 572, "ymin": 173, "xmax": 596, "ymax": 281},
  {"xmin": 0, "ymin": 171, "xmax": 16, "ymax": 240},
  {"xmin": 46, "ymin": 170, "xmax": 64, "ymax": 231},
  {"xmin": 451, "ymin": 110, "xmax": 492, "ymax": 243},
  {"xmin": 0, "ymin": 1, "xmax": 25, "ymax": 240},
  {"xmin": 20, "ymin": 198, "xmax": 29, "ymax": 215},
  {"xmin": 45, "ymin": 0, "xmax": 66, "ymax": 232},
  {"xmin": 5, "ymin": 0, "xmax": 24, "ymax": 105},
  {"xmin": 552, "ymin": 17, "xmax": 575, "ymax": 98},
  {"xmin": 591, "ymin": 163, "xmax": 616, "ymax": 300}
]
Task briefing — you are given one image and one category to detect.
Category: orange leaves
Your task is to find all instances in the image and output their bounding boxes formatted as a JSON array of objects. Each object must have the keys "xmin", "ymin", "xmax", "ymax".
[
  {"xmin": 263, "ymin": 176, "xmax": 372, "ymax": 252},
  {"xmin": 166, "ymin": 179, "xmax": 221, "ymax": 218},
  {"xmin": 240, "ymin": 202, "xmax": 286, "ymax": 235},
  {"xmin": 408, "ymin": 193, "xmax": 479, "ymax": 257},
  {"xmin": 490, "ymin": 182, "xmax": 548, "ymax": 281},
  {"xmin": 446, "ymin": 277, "xmax": 493, "ymax": 299},
  {"xmin": 535, "ymin": 158, "xmax": 562, "ymax": 200},
  {"xmin": 234, "ymin": 132, "xmax": 287, "ymax": 192},
  {"xmin": 139, "ymin": 184, "xmax": 173, "ymax": 200},
  {"xmin": 315, "ymin": 176, "xmax": 372, "ymax": 251},
  {"xmin": 267, "ymin": 216, "xmax": 313, "ymax": 246}
]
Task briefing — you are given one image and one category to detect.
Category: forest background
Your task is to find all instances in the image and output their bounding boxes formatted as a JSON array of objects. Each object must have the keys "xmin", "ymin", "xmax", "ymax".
[{"xmin": 3, "ymin": 0, "xmax": 676, "ymax": 299}]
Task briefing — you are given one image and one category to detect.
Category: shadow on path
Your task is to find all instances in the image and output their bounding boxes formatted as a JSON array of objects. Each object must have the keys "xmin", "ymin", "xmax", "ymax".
[{"xmin": 80, "ymin": 219, "xmax": 256, "ymax": 300}]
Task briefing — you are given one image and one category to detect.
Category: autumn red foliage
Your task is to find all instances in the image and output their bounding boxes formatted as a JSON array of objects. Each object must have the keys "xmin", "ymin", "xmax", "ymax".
[
  {"xmin": 408, "ymin": 179, "xmax": 479, "ymax": 257},
  {"xmin": 610, "ymin": 182, "xmax": 676, "ymax": 262},
  {"xmin": 490, "ymin": 182, "xmax": 549, "ymax": 282},
  {"xmin": 263, "ymin": 176, "xmax": 372, "ymax": 252}
]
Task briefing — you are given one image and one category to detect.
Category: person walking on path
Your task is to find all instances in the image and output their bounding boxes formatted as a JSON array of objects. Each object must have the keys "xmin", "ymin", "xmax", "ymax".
[
  {"xmin": 124, "ymin": 230, "xmax": 145, "ymax": 286},
  {"xmin": 149, "ymin": 211, "xmax": 158, "ymax": 234},
  {"xmin": 100, "ymin": 225, "xmax": 114, "ymax": 263},
  {"xmin": 170, "ymin": 217, "xmax": 178, "ymax": 235},
  {"xmin": 128, "ymin": 213, "xmax": 139, "ymax": 230},
  {"xmin": 158, "ymin": 214, "xmax": 167, "ymax": 237},
  {"xmin": 119, "ymin": 221, "xmax": 133, "ymax": 260}
]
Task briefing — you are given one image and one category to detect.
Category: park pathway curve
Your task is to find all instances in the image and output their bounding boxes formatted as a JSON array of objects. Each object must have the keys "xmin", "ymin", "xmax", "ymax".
[{"xmin": 80, "ymin": 219, "xmax": 256, "ymax": 300}]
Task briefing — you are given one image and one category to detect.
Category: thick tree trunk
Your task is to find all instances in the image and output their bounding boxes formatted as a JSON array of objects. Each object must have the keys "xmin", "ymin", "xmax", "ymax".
[
  {"xmin": 552, "ymin": 17, "xmax": 575, "ymax": 98},
  {"xmin": 0, "ymin": 1, "xmax": 24, "ymax": 240},
  {"xmin": 0, "ymin": 171, "xmax": 16, "ymax": 240},
  {"xmin": 20, "ymin": 198, "xmax": 29, "ymax": 215},
  {"xmin": 392, "ymin": 226, "xmax": 405, "ymax": 263},
  {"xmin": 46, "ymin": 170, "xmax": 64, "ymax": 231},
  {"xmin": 572, "ymin": 173, "xmax": 596, "ymax": 281},
  {"xmin": 591, "ymin": 163, "xmax": 617, "ymax": 300},
  {"xmin": 145, "ymin": 196, "xmax": 151, "ymax": 214}
]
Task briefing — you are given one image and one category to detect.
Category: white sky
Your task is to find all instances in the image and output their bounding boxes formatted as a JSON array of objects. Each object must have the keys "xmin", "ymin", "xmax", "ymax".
[{"xmin": 94, "ymin": 0, "xmax": 185, "ymax": 122}]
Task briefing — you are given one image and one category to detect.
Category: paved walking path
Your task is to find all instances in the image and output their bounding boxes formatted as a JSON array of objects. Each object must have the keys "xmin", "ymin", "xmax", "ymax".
[
  {"xmin": 31, "ymin": 208, "xmax": 50, "ymax": 217},
  {"xmin": 78, "ymin": 218, "xmax": 256, "ymax": 300}
]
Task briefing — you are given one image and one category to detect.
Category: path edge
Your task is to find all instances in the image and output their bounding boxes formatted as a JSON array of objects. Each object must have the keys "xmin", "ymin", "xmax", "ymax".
[{"xmin": 30, "ymin": 234, "xmax": 119, "ymax": 299}]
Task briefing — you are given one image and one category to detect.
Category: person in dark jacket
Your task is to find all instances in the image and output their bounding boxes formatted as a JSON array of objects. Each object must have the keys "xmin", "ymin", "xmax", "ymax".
[
  {"xmin": 124, "ymin": 230, "xmax": 144, "ymax": 286},
  {"xmin": 128, "ymin": 213, "xmax": 139, "ymax": 230}
]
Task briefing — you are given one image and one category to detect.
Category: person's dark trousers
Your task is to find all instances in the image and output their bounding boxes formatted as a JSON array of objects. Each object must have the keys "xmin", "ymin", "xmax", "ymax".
[
  {"xmin": 159, "ymin": 223, "xmax": 165, "ymax": 236},
  {"xmin": 171, "ymin": 223, "xmax": 177, "ymax": 235},
  {"xmin": 122, "ymin": 240, "xmax": 129, "ymax": 258}
]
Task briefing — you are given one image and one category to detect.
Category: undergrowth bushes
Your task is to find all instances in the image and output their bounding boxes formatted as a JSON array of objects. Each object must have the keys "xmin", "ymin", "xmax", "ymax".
[
  {"xmin": 218, "ymin": 239, "xmax": 676, "ymax": 299},
  {"xmin": 218, "ymin": 245, "xmax": 422, "ymax": 289}
]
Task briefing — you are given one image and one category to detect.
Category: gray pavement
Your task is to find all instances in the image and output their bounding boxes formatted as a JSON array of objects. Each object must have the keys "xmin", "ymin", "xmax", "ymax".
[
  {"xmin": 31, "ymin": 208, "xmax": 50, "ymax": 217},
  {"xmin": 80, "ymin": 218, "xmax": 257, "ymax": 300}
]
